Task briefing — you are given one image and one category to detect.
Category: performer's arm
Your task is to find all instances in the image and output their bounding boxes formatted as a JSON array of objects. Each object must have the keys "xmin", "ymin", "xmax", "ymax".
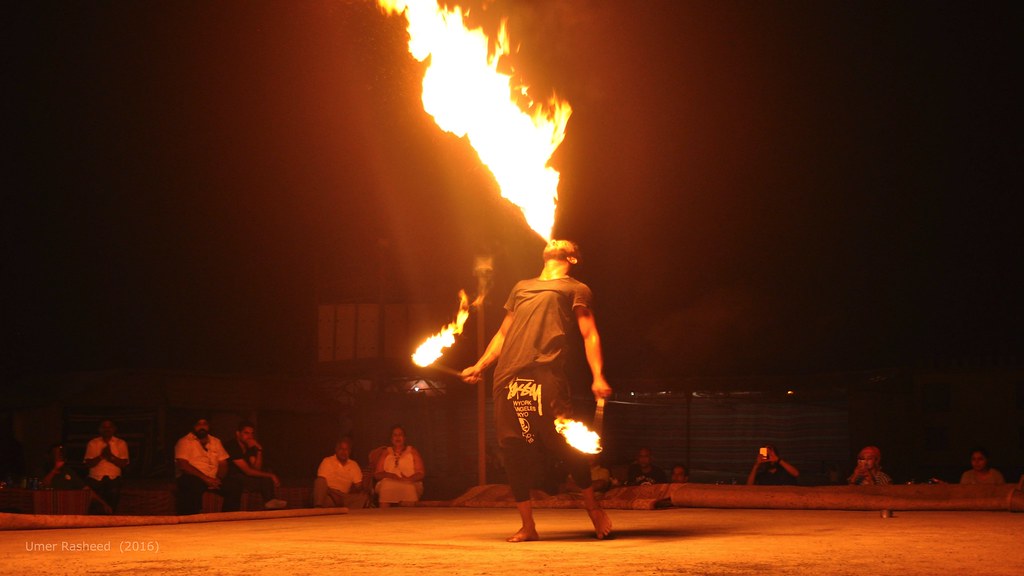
[
  {"xmin": 577, "ymin": 306, "xmax": 611, "ymax": 400},
  {"xmin": 461, "ymin": 311, "xmax": 514, "ymax": 383}
]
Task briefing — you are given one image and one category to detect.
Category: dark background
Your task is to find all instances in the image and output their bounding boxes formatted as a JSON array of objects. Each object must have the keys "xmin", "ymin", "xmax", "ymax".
[{"xmin": 5, "ymin": 0, "xmax": 1022, "ymax": 382}]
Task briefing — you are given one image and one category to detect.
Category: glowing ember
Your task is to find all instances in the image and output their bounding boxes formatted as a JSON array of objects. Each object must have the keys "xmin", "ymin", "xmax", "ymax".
[
  {"xmin": 412, "ymin": 290, "xmax": 470, "ymax": 366},
  {"xmin": 555, "ymin": 417, "xmax": 602, "ymax": 454},
  {"xmin": 377, "ymin": 0, "xmax": 571, "ymax": 240}
]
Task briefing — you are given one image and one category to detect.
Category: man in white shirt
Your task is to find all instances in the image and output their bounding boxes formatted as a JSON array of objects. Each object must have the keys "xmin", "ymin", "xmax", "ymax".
[
  {"xmin": 174, "ymin": 417, "xmax": 228, "ymax": 515},
  {"xmin": 314, "ymin": 437, "xmax": 366, "ymax": 509},
  {"xmin": 83, "ymin": 418, "xmax": 129, "ymax": 513}
]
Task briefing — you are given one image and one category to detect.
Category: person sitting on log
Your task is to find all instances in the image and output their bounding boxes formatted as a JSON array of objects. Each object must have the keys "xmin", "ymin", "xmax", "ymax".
[{"xmin": 848, "ymin": 445, "xmax": 891, "ymax": 485}]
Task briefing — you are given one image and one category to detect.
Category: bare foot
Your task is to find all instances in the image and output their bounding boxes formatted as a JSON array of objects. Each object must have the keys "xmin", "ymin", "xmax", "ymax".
[
  {"xmin": 506, "ymin": 527, "xmax": 540, "ymax": 542},
  {"xmin": 587, "ymin": 508, "xmax": 612, "ymax": 540}
]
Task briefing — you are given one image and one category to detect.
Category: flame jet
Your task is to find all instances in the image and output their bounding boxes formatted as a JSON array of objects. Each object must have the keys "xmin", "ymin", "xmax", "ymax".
[{"xmin": 378, "ymin": 0, "xmax": 571, "ymax": 240}]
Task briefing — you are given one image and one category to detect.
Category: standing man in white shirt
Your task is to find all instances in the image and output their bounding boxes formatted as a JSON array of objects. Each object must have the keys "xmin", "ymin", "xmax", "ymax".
[
  {"xmin": 83, "ymin": 418, "xmax": 129, "ymax": 513},
  {"xmin": 174, "ymin": 417, "xmax": 228, "ymax": 515}
]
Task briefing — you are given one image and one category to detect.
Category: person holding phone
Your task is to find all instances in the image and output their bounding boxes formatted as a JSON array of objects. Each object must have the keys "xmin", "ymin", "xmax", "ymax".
[
  {"xmin": 848, "ymin": 445, "xmax": 891, "ymax": 485},
  {"xmin": 746, "ymin": 444, "xmax": 800, "ymax": 486}
]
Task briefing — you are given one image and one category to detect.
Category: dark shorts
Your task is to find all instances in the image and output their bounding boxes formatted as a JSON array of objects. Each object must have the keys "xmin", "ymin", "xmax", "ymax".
[
  {"xmin": 494, "ymin": 365, "xmax": 573, "ymax": 446},
  {"xmin": 494, "ymin": 365, "xmax": 590, "ymax": 501}
]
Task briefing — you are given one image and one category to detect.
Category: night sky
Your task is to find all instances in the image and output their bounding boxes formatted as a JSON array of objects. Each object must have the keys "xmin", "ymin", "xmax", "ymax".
[{"xmin": 5, "ymin": 1, "xmax": 1021, "ymax": 381}]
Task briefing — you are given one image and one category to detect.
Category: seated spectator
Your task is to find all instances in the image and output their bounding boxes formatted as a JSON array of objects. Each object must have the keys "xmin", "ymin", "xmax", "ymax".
[
  {"xmin": 83, "ymin": 418, "xmax": 129, "ymax": 514},
  {"xmin": 174, "ymin": 417, "xmax": 228, "ymax": 515},
  {"xmin": 41, "ymin": 444, "xmax": 85, "ymax": 490},
  {"xmin": 626, "ymin": 447, "xmax": 668, "ymax": 485},
  {"xmin": 563, "ymin": 454, "xmax": 613, "ymax": 493},
  {"xmin": 746, "ymin": 444, "xmax": 799, "ymax": 486},
  {"xmin": 848, "ymin": 445, "xmax": 891, "ymax": 485},
  {"xmin": 588, "ymin": 454, "xmax": 613, "ymax": 492},
  {"xmin": 670, "ymin": 464, "xmax": 689, "ymax": 484},
  {"xmin": 373, "ymin": 425, "xmax": 425, "ymax": 507},
  {"xmin": 314, "ymin": 437, "xmax": 367, "ymax": 509},
  {"xmin": 959, "ymin": 447, "xmax": 1006, "ymax": 485},
  {"xmin": 823, "ymin": 461, "xmax": 843, "ymax": 485},
  {"xmin": 222, "ymin": 420, "xmax": 287, "ymax": 511},
  {"xmin": 42, "ymin": 444, "xmax": 112, "ymax": 513}
]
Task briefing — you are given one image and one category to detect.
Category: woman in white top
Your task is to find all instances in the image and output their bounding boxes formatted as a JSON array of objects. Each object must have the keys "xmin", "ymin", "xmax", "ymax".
[{"xmin": 374, "ymin": 425, "xmax": 425, "ymax": 507}]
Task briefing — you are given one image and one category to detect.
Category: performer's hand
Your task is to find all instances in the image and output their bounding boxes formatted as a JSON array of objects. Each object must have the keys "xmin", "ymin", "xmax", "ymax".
[
  {"xmin": 591, "ymin": 375, "xmax": 612, "ymax": 400},
  {"xmin": 461, "ymin": 365, "xmax": 483, "ymax": 385}
]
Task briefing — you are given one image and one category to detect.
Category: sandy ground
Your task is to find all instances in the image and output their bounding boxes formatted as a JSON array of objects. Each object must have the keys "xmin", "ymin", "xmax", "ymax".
[{"xmin": 2, "ymin": 507, "xmax": 1023, "ymax": 575}]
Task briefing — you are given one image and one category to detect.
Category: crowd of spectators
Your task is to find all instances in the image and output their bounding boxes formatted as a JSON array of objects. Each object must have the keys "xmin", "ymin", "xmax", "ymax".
[{"xmin": 6, "ymin": 415, "xmax": 1021, "ymax": 515}]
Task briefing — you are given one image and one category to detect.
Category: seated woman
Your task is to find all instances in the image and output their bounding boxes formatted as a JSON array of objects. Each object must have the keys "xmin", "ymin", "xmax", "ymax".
[
  {"xmin": 373, "ymin": 425, "xmax": 425, "ymax": 507},
  {"xmin": 959, "ymin": 447, "xmax": 1005, "ymax": 485}
]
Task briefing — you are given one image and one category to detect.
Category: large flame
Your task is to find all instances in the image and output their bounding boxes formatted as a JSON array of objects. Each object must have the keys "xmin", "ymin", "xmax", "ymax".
[
  {"xmin": 378, "ymin": 0, "xmax": 571, "ymax": 240},
  {"xmin": 412, "ymin": 290, "xmax": 471, "ymax": 366},
  {"xmin": 555, "ymin": 417, "xmax": 602, "ymax": 454}
]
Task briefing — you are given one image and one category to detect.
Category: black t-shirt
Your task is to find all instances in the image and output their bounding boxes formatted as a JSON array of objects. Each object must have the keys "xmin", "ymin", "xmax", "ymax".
[
  {"xmin": 626, "ymin": 464, "xmax": 668, "ymax": 486},
  {"xmin": 493, "ymin": 276, "xmax": 592, "ymax": 394},
  {"xmin": 754, "ymin": 465, "xmax": 798, "ymax": 486},
  {"xmin": 225, "ymin": 440, "xmax": 258, "ymax": 477}
]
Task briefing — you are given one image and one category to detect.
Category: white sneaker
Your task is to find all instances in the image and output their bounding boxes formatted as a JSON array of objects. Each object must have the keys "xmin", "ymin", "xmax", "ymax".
[{"xmin": 264, "ymin": 499, "xmax": 288, "ymax": 510}]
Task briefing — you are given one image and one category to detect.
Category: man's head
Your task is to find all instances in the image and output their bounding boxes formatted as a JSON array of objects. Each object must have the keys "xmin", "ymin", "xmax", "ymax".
[
  {"xmin": 857, "ymin": 446, "xmax": 882, "ymax": 469},
  {"xmin": 49, "ymin": 443, "xmax": 66, "ymax": 466},
  {"xmin": 335, "ymin": 438, "xmax": 353, "ymax": 463},
  {"xmin": 542, "ymin": 239, "xmax": 580, "ymax": 266},
  {"xmin": 99, "ymin": 419, "xmax": 116, "ymax": 440},
  {"xmin": 192, "ymin": 418, "xmax": 211, "ymax": 440},
  {"xmin": 636, "ymin": 447, "xmax": 653, "ymax": 469},
  {"xmin": 671, "ymin": 464, "xmax": 689, "ymax": 483},
  {"xmin": 236, "ymin": 420, "xmax": 256, "ymax": 446}
]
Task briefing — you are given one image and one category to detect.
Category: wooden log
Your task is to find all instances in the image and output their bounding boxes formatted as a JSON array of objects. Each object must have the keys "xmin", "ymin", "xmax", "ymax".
[{"xmin": 669, "ymin": 483, "xmax": 1022, "ymax": 512}]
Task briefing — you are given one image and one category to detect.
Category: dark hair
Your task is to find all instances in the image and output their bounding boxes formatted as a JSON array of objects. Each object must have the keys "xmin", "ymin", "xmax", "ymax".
[
  {"xmin": 548, "ymin": 239, "xmax": 581, "ymax": 263},
  {"xmin": 563, "ymin": 240, "xmax": 581, "ymax": 262},
  {"xmin": 237, "ymin": 420, "xmax": 256, "ymax": 431},
  {"xmin": 969, "ymin": 447, "xmax": 989, "ymax": 459}
]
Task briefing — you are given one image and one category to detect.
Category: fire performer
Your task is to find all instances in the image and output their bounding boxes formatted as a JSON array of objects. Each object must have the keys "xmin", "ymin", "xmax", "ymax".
[{"xmin": 461, "ymin": 239, "xmax": 613, "ymax": 541}]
